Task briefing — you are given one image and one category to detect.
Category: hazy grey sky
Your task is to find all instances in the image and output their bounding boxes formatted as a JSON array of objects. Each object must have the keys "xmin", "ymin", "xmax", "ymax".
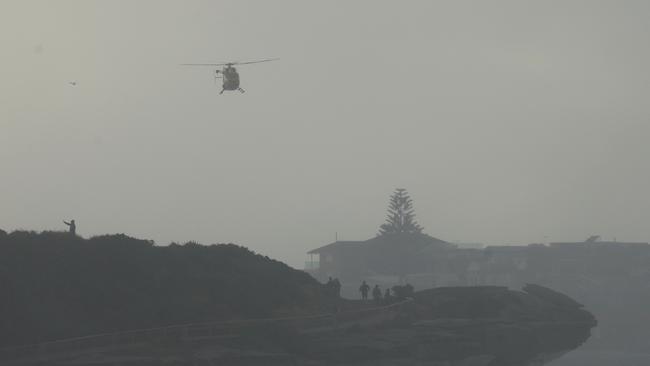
[{"xmin": 2, "ymin": 1, "xmax": 650, "ymax": 267}]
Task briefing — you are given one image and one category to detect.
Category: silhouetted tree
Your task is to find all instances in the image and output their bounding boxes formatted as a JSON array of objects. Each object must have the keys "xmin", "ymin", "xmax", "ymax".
[{"xmin": 378, "ymin": 188, "xmax": 423, "ymax": 235}]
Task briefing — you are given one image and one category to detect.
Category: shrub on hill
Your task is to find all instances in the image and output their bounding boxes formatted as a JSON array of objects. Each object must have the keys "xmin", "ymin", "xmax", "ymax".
[{"xmin": 0, "ymin": 231, "xmax": 333, "ymax": 347}]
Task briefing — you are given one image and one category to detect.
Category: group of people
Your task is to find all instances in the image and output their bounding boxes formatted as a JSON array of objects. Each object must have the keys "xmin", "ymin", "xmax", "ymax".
[
  {"xmin": 359, "ymin": 280, "xmax": 393, "ymax": 304},
  {"xmin": 325, "ymin": 277, "xmax": 342, "ymax": 298},
  {"xmin": 359, "ymin": 281, "xmax": 415, "ymax": 304}
]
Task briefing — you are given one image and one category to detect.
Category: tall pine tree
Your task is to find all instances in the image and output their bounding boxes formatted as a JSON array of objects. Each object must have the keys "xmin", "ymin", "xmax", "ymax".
[{"xmin": 378, "ymin": 188, "xmax": 423, "ymax": 235}]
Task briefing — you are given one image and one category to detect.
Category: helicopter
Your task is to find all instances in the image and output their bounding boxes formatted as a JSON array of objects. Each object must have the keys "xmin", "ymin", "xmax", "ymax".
[{"xmin": 181, "ymin": 58, "xmax": 278, "ymax": 94}]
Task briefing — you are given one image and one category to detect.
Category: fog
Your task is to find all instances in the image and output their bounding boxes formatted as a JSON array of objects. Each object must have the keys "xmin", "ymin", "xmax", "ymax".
[{"xmin": 2, "ymin": 0, "xmax": 650, "ymax": 268}]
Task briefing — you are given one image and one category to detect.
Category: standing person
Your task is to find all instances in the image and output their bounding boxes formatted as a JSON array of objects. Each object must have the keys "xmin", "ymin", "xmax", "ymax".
[
  {"xmin": 372, "ymin": 284, "xmax": 383, "ymax": 303},
  {"xmin": 384, "ymin": 288, "xmax": 392, "ymax": 304},
  {"xmin": 326, "ymin": 277, "xmax": 333, "ymax": 295},
  {"xmin": 63, "ymin": 219, "xmax": 76, "ymax": 236},
  {"xmin": 332, "ymin": 278, "xmax": 341, "ymax": 298},
  {"xmin": 359, "ymin": 280, "xmax": 370, "ymax": 300}
]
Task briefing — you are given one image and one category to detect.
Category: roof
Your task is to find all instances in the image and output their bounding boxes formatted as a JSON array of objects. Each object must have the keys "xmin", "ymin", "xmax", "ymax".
[
  {"xmin": 307, "ymin": 241, "xmax": 365, "ymax": 254},
  {"xmin": 307, "ymin": 233, "xmax": 452, "ymax": 254},
  {"xmin": 550, "ymin": 241, "xmax": 648, "ymax": 248},
  {"xmin": 364, "ymin": 232, "xmax": 450, "ymax": 247}
]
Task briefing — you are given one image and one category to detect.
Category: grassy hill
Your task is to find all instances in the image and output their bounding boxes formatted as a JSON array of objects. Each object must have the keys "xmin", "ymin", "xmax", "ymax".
[{"xmin": 0, "ymin": 231, "xmax": 334, "ymax": 347}]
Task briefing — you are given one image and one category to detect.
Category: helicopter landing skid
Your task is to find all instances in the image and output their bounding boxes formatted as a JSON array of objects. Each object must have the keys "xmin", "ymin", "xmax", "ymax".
[{"xmin": 219, "ymin": 88, "xmax": 244, "ymax": 94}]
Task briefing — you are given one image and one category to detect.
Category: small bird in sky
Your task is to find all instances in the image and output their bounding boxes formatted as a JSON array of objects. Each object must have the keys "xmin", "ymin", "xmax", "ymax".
[{"xmin": 69, "ymin": 81, "xmax": 77, "ymax": 86}]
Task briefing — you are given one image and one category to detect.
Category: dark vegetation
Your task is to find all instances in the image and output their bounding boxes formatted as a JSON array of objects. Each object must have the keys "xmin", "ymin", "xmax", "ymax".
[
  {"xmin": 0, "ymin": 230, "xmax": 598, "ymax": 364},
  {"xmin": 0, "ymin": 231, "xmax": 334, "ymax": 347}
]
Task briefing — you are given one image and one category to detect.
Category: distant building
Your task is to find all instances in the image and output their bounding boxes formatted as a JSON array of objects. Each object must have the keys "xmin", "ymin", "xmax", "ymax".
[
  {"xmin": 550, "ymin": 240, "xmax": 649, "ymax": 249},
  {"xmin": 304, "ymin": 233, "xmax": 650, "ymax": 298},
  {"xmin": 306, "ymin": 233, "xmax": 456, "ymax": 297},
  {"xmin": 307, "ymin": 241, "xmax": 366, "ymax": 280}
]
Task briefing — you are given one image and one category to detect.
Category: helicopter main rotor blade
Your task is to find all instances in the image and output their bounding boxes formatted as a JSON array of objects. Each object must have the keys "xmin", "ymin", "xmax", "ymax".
[
  {"xmin": 180, "ymin": 58, "xmax": 278, "ymax": 67},
  {"xmin": 233, "ymin": 58, "xmax": 279, "ymax": 65}
]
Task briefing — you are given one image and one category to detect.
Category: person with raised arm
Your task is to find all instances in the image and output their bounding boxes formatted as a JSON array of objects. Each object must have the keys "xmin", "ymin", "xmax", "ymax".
[{"xmin": 63, "ymin": 219, "xmax": 76, "ymax": 236}]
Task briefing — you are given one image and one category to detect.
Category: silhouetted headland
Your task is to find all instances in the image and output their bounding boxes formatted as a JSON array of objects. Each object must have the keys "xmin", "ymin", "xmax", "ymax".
[{"xmin": 0, "ymin": 230, "xmax": 596, "ymax": 365}]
